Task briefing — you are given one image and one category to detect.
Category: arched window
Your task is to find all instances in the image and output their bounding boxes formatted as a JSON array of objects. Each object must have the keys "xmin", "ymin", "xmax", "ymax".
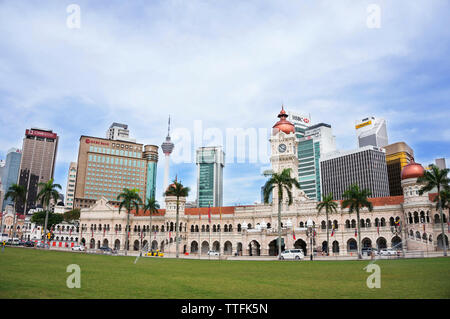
[
  {"xmin": 413, "ymin": 212, "xmax": 419, "ymax": 224},
  {"xmin": 380, "ymin": 218, "xmax": 386, "ymax": 227},
  {"xmin": 389, "ymin": 217, "xmax": 395, "ymax": 227},
  {"xmin": 213, "ymin": 225, "xmax": 217, "ymax": 232},
  {"xmin": 408, "ymin": 212, "xmax": 413, "ymax": 224},
  {"xmin": 201, "ymin": 225, "xmax": 205, "ymax": 232},
  {"xmin": 237, "ymin": 224, "xmax": 242, "ymax": 232},
  {"xmin": 206, "ymin": 225, "xmax": 210, "ymax": 232},
  {"xmin": 434, "ymin": 214, "xmax": 441, "ymax": 224},
  {"xmin": 224, "ymin": 225, "xmax": 228, "ymax": 232},
  {"xmin": 345, "ymin": 220, "xmax": 350, "ymax": 228},
  {"xmin": 229, "ymin": 224, "xmax": 233, "ymax": 232},
  {"xmin": 351, "ymin": 219, "xmax": 356, "ymax": 228},
  {"xmin": 299, "ymin": 222, "xmax": 304, "ymax": 228},
  {"xmin": 195, "ymin": 225, "xmax": 199, "ymax": 232},
  {"xmin": 360, "ymin": 219, "xmax": 365, "ymax": 228},
  {"xmin": 190, "ymin": 225, "xmax": 195, "ymax": 233},
  {"xmin": 333, "ymin": 220, "xmax": 338, "ymax": 229},
  {"xmin": 420, "ymin": 211, "xmax": 425, "ymax": 223},
  {"xmin": 321, "ymin": 221, "xmax": 326, "ymax": 229},
  {"xmin": 248, "ymin": 223, "xmax": 252, "ymax": 229},
  {"xmin": 366, "ymin": 219, "xmax": 371, "ymax": 228}
]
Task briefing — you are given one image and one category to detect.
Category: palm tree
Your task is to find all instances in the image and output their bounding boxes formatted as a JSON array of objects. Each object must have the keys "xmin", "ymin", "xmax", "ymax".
[
  {"xmin": 165, "ymin": 179, "xmax": 190, "ymax": 258},
  {"xmin": 143, "ymin": 197, "xmax": 160, "ymax": 251},
  {"xmin": 263, "ymin": 168, "xmax": 301, "ymax": 260},
  {"xmin": 37, "ymin": 179, "xmax": 61, "ymax": 245},
  {"xmin": 316, "ymin": 193, "xmax": 338, "ymax": 256},
  {"xmin": 418, "ymin": 164, "xmax": 450, "ymax": 256},
  {"xmin": 341, "ymin": 184, "xmax": 373, "ymax": 259},
  {"xmin": 117, "ymin": 188, "xmax": 143, "ymax": 256},
  {"xmin": 4, "ymin": 184, "xmax": 27, "ymax": 239}
]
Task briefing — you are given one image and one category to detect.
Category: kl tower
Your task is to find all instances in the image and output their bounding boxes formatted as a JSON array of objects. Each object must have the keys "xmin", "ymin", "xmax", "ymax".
[{"xmin": 161, "ymin": 116, "xmax": 174, "ymax": 195}]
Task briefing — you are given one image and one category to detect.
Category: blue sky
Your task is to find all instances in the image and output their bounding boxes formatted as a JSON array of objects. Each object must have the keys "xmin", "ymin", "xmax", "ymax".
[{"xmin": 0, "ymin": 0, "xmax": 449, "ymax": 206}]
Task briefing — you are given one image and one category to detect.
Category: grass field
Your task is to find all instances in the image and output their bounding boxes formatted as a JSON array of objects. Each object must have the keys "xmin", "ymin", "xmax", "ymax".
[{"xmin": 0, "ymin": 247, "xmax": 449, "ymax": 299}]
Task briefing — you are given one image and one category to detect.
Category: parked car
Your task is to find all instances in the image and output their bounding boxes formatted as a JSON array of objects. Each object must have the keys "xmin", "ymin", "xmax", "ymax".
[
  {"xmin": 99, "ymin": 246, "xmax": 113, "ymax": 254},
  {"xmin": 24, "ymin": 241, "xmax": 35, "ymax": 247},
  {"xmin": 379, "ymin": 248, "xmax": 398, "ymax": 256},
  {"xmin": 280, "ymin": 249, "xmax": 304, "ymax": 260},
  {"xmin": 72, "ymin": 245, "xmax": 85, "ymax": 251},
  {"xmin": 362, "ymin": 247, "xmax": 375, "ymax": 256},
  {"xmin": 6, "ymin": 238, "xmax": 20, "ymax": 245},
  {"xmin": 36, "ymin": 242, "xmax": 49, "ymax": 249},
  {"xmin": 207, "ymin": 250, "xmax": 219, "ymax": 256}
]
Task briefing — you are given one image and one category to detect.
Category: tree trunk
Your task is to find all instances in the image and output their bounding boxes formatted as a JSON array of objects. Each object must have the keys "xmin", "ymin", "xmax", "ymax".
[
  {"xmin": 43, "ymin": 208, "xmax": 49, "ymax": 246},
  {"xmin": 277, "ymin": 195, "xmax": 282, "ymax": 260},
  {"xmin": 12, "ymin": 202, "xmax": 17, "ymax": 239},
  {"xmin": 325, "ymin": 210, "xmax": 329, "ymax": 256},
  {"xmin": 437, "ymin": 188, "xmax": 448, "ymax": 256},
  {"xmin": 356, "ymin": 208, "xmax": 362, "ymax": 259},
  {"xmin": 125, "ymin": 209, "xmax": 130, "ymax": 256},
  {"xmin": 176, "ymin": 197, "xmax": 180, "ymax": 258}
]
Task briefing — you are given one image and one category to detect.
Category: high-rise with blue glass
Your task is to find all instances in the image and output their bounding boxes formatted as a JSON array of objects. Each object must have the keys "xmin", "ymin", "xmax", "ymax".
[
  {"xmin": 1, "ymin": 148, "xmax": 22, "ymax": 211},
  {"xmin": 196, "ymin": 146, "xmax": 225, "ymax": 207},
  {"xmin": 297, "ymin": 123, "xmax": 336, "ymax": 201}
]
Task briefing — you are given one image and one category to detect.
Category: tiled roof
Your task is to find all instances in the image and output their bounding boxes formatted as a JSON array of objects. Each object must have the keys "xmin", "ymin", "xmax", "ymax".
[{"xmin": 339, "ymin": 195, "xmax": 404, "ymax": 207}]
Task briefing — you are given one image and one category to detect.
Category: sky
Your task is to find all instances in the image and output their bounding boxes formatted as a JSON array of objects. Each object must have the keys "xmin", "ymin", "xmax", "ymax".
[{"xmin": 0, "ymin": 0, "xmax": 449, "ymax": 206}]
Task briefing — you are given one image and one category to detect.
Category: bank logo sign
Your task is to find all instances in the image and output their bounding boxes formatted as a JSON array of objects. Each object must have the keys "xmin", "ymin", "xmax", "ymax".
[
  {"xmin": 355, "ymin": 120, "xmax": 372, "ymax": 129},
  {"xmin": 287, "ymin": 111, "xmax": 311, "ymax": 126}
]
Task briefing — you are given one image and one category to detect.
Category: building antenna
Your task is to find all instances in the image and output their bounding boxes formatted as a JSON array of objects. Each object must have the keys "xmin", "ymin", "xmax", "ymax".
[{"xmin": 167, "ymin": 115, "xmax": 171, "ymax": 137}]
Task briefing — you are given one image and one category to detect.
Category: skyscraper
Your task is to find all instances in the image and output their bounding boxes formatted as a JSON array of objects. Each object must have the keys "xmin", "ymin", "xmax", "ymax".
[
  {"xmin": 384, "ymin": 142, "xmax": 414, "ymax": 196},
  {"xmin": 297, "ymin": 123, "xmax": 336, "ymax": 201},
  {"xmin": 1, "ymin": 148, "xmax": 22, "ymax": 211},
  {"xmin": 196, "ymin": 146, "xmax": 225, "ymax": 207},
  {"xmin": 73, "ymin": 133, "xmax": 158, "ymax": 209},
  {"xmin": 355, "ymin": 116, "xmax": 388, "ymax": 148},
  {"xmin": 65, "ymin": 162, "xmax": 77, "ymax": 210},
  {"xmin": 106, "ymin": 123, "xmax": 136, "ymax": 143},
  {"xmin": 320, "ymin": 146, "xmax": 390, "ymax": 200},
  {"xmin": 161, "ymin": 116, "xmax": 174, "ymax": 194},
  {"xmin": 17, "ymin": 128, "xmax": 59, "ymax": 213}
]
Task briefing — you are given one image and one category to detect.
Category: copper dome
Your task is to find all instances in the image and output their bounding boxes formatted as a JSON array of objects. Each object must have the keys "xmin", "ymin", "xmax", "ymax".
[
  {"xmin": 272, "ymin": 105, "xmax": 295, "ymax": 134},
  {"xmin": 401, "ymin": 160, "xmax": 425, "ymax": 180}
]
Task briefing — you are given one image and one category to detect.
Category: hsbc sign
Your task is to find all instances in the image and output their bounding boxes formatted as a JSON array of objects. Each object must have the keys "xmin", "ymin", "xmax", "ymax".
[{"xmin": 288, "ymin": 112, "xmax": 311, "ymax": 126}]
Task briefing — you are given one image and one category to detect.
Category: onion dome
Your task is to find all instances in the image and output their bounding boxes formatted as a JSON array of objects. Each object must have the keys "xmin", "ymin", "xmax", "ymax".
[
  {"xmin": 272, "ymin": 105, "xmax": 295, "ymax": 135},
  {"xmin": 401, "ymin": 160, "xmax": 425, "ymax": 180}
]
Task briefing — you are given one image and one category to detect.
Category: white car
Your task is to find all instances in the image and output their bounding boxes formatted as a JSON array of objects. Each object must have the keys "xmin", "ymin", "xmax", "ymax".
[
  {"xmin": 207, "ymin": 250, "xmax": 219, "ymax": 256},
  {"xmin": 379, "ymin": 248, "xmax": 398, "ymax": 256},
  {"xmin": 72, "ymin": 245, "xmax": 85, "ymax": 251},
  {"xmin": 280, "ymin": 249, "xmax": 304, "ymax": 260}
]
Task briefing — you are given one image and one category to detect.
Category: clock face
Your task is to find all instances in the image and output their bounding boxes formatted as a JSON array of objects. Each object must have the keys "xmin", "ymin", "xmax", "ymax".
[{"xmin": 278, "ymin": 144, "xmax": 287, "ymax": 153}]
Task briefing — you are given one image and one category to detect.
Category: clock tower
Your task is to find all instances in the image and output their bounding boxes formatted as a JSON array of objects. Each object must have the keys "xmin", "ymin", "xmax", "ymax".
[
  {"xmin": 270, "ymin": 106, "xmax": 299, "ymax": 177},
  {"xmin": 269, "ymin": 106, "xmax": 307, "ymax": 204}
]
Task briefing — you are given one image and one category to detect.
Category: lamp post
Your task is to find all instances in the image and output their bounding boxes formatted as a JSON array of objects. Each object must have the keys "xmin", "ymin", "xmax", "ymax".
[{"xmin": 307, "ymin": 219, "xmax": 314, "ymax": 261}]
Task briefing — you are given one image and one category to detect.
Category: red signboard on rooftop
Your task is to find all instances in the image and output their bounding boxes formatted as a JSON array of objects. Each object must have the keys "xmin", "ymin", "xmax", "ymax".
[{"xmin": 26, "ymin": 129, "xmax": 57, "ymax": 139}]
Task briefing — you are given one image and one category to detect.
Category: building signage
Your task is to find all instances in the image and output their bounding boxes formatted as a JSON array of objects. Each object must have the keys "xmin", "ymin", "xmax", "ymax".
[
  {"xmin": 26, "ymin": 129, "xmax": 57, "ymax": 139},
  {"xmin": 287, "ymin": 111, "xmax": 311, "ymax": 127},
  {"xmin": 85, "ymin": 138, "xmax": 109, "ymax": 146},
  {"xmin": 355, "ymin": 120, "xmax": 372, "ymax": 129}
]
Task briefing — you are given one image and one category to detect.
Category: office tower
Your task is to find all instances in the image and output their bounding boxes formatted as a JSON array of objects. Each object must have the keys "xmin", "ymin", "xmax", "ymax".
[
  {"xmin": 18, "ymin": 129, "xmax": 58, "ymax": 213},
  {"xmin": 355, "ymin": 116, "xmax": 388, "ymax": 148},
  {"xmin": 320, "ymin": 146, "xmax": 390, "ymax": 200},
  {"xmin": 286, "ymin": 109, "xmax": 312, "ymax": 138},
  {"xmin": 196, "ymin": 146, "xmax": 225, "ymax": 207},
  {"xmin": 435, "ymin": 158, "xmax": 446, "ymax": 170},
  {"xmin": 143, "ymin": 145, "xmax": 158, "ymax": 201},
  {"xmin": 384, "ymin": 142, "xmax": 414, "ymax": 196},
  {"xmin": 106, "ymin": 123, "xmax": 136, "ymax": 143},
  {"xmin": 65, "ymin": 162, "xmax": 77, "ymax": 209},
  {"xmin": 73, "ymin": 133, "xmax": 158, "ymax": 209},
  {"xmin": 297, "ymin": 123, "xmax": 336, "ymax": 201},
  {"xmin": 161, "ymin": 116, "xmax": 174, "ymax": 194},
  {"xmin": 1, "ymin": 148, "xmax": 22, "ymax": 211}
]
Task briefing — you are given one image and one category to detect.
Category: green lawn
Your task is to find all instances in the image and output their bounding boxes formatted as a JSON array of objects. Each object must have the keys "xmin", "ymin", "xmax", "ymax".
[{"xmin": 0, "ymin": 247, "xmax": 449, "ymax": 298}]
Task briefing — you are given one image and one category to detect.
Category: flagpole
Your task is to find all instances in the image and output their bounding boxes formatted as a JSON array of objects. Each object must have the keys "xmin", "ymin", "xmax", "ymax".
[{"xmin": 208, "ymin": 202, "xmax": 211, "ymax": 261}]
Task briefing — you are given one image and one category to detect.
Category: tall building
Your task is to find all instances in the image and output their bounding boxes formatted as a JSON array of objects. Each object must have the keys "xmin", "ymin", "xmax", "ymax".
[
  {"xmin": 73, "ymin": 134, "xmax": 158, "ymax": 209},
  {"xmin": 65, "ymin": 162, "xmax": 77, "ymax": 210},
  {"xmin": 161, "ymin": 116, "xmax": 174, "ymax": 194},
  {"xmin": 297, "ymin": 123, "xmax": 336, "ymax": 201},
  {"xmin": 384, "ymin": 142, "xmax": 414, "ymax": 196},
  {"xmin": 435, "ymin": 158, "xmax": 447, "ymax": 170},
  {"xmin": 18, "ymin": 128, "xmax": 58, "ymax": 213},
  {"xmin": 320, "ymin": 146, "xmax": 390, "ymax": 200},
  {"xmin": 355, "ymin": 116, "xmax": 388, "ymax": 148},
  {"xmin": 106, "ymin": 123, "xmax": 136, "ymax": 143},
  {"xmin": 196, "ymin": 146, "xmax": 225, "ymax": 207},
  {"xmin": 1, "ymin": 148, "xmax": 22, "ymax": 211}
]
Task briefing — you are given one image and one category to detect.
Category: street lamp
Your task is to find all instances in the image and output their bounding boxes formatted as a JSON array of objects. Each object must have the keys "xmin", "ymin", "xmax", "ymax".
[{"xmin": 306, "ymin": 219, "xmax": 314, "ymax": 261}]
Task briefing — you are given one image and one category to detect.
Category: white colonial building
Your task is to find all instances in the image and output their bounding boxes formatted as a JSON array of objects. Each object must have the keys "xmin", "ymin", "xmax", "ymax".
[{"xmin": 79, "ymin": 108, "xmax": 449, "ymax": 256}]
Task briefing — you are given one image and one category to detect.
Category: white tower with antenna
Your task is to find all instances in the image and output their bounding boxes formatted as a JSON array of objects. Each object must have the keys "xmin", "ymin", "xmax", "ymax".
[{"xmin": 161, "ymin": 116, "xmax": 175, "ymax": 195}]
